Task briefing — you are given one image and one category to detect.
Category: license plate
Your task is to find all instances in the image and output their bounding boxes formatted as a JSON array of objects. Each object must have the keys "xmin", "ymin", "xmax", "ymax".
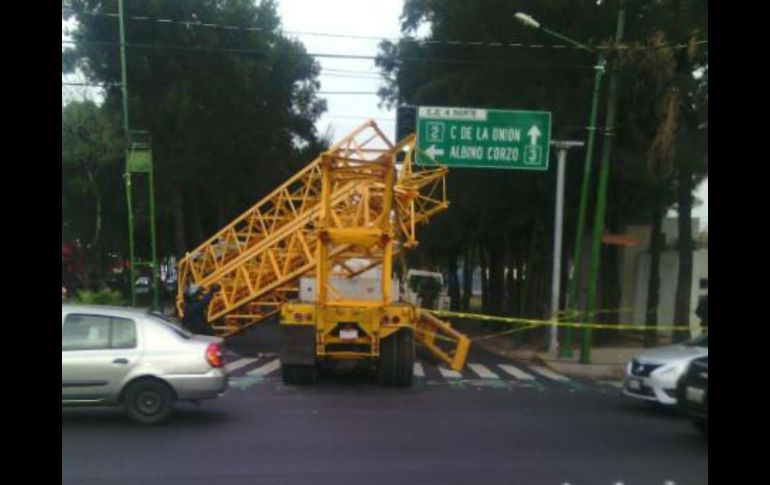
[
  {"xmin": 686, "ymin": 386, "xmax": 705, "ymax": 404},
  {"xmin": 340, "ymin": 329, "xmax": 358, "ymax": 340},
  {"xmin": 627, "ymin": 378, "xmax": 641, "ymax": 391}
]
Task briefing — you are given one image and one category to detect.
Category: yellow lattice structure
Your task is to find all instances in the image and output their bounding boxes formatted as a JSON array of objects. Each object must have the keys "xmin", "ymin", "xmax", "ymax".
[{"xmin": 177, "ymin": 122, "xmax": 451, "ymax": 337}]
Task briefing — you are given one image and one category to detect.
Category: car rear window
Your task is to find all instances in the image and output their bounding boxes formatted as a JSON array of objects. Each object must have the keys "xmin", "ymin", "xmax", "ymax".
[{"xmin": 147, "ymin": 313, "xmax": 193, "ymax": 339}]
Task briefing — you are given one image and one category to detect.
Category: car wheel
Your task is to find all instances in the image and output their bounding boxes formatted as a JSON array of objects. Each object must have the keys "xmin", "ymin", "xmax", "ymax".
[{"xmin": 122, "ymin": 379, "xmax": 176, "ymax": 425}]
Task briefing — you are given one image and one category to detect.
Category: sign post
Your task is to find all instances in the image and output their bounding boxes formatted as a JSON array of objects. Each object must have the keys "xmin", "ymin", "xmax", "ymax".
[
  {"xmin": 416, "ymin": 106, "xmax": 551, "ymax": 170},
  {"xmin": 548, "ymin": 140, "xmax": 584, "ymax": 357}
]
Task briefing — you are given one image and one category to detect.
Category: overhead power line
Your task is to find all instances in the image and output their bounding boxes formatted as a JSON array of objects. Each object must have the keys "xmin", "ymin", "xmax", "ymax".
[
  {"xmin": 61, "ymin": 40, "xmax": 596, "ymax": 69},
  {"xmin": 62, "ymin": 7, "xmax": 708, "ymax": 52}
]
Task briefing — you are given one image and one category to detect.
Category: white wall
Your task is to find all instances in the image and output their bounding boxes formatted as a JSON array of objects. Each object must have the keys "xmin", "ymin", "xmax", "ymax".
[{"xmin": 631, "ymin": 248, "xmax": 708, "ymax": 338}]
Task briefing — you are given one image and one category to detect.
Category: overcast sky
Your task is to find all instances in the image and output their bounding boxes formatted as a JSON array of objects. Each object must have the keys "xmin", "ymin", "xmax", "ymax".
[{"xmin": 62, "ymin": 0, "xmax": 707, "ymax": 228}]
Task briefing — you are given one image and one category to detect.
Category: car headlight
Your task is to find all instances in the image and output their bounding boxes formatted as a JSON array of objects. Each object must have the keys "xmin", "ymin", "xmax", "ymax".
[{"xmin": 656, "ymin": 361, "xmax": 687, "ymax": 378}]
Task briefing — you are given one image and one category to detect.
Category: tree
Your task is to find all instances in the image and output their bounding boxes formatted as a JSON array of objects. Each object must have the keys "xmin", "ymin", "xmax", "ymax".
[
  {"xmin": 377, "ymin": 0, "xmax": 707, "ymax": 348},
  {"xmin": 62, "ymin": 100, "xmax": 124, "ymax": 288},
  {"xmin": 62, "ymin": 0, "xmax": 326, "ymax": 261},
  {"xmin": 611, "ymin": 0, "xmax": 708, "ymax": 345}
]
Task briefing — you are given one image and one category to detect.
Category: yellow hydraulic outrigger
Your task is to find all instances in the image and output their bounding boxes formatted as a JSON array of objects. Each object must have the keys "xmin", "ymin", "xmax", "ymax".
[{"xmin": 177, "ymin": 121, "xmax": 470, "ymax": 382}]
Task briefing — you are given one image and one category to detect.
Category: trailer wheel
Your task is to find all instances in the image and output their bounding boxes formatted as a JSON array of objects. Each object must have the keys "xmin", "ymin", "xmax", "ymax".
[
  {"xmin": 378, "ymin": 329, "xmax": 414, "ymax": 387},
  {"xmin": 281, "ymin": 363, "xmax": 318, "ymax": 385},
  {"xmin": 396, "ymin": 329, "xmax": 415, "ymax": 386}
]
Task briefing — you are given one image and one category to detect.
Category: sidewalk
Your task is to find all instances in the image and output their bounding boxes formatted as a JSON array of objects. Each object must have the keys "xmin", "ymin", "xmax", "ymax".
[
  {"xmin": 475, "ymin": 337, "xmax": 638, "ymax": 380},
  {"xmin": 536, "ymin": 348, "xmax": 638, "ymax": 380}
]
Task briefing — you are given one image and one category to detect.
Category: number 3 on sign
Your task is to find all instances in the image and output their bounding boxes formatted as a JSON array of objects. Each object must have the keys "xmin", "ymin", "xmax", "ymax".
[{"xmin": 524, "ymin": 146, "xmax": 541, "ymax": 165}]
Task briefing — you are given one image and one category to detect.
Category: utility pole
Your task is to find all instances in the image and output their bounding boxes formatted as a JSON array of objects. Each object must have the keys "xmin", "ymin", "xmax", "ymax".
[
  {"xmin": 580, "ymin": 0, "xmax": 626, "ymax": 364},
  {"xmin": 549, "ymin": 141, "xmax": 585, "ymax": 356}
]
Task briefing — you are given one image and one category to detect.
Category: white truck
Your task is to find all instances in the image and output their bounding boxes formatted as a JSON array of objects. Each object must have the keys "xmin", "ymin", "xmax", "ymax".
[{"xmin": 403, "ymin": 269, "xmax": 451, "ymax": 311}]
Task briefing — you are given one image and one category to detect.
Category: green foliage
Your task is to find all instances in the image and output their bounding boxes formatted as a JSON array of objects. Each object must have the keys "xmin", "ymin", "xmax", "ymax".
[
  {"xmin": 62, "ymin": 0, "xmax": 327, "ymax": 277},
  {"xmin": 378, "ymin": 0, "xmax": 708, "ymax": 318},
  {"xmin": 75, "ymin": 289, "xmax": 128, "ymax": 306}
]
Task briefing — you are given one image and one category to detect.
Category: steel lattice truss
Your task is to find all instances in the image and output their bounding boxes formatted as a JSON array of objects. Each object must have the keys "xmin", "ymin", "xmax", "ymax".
[{"xmin": 176, "ymin": 122, "xmax": 449, "ymax": 337}]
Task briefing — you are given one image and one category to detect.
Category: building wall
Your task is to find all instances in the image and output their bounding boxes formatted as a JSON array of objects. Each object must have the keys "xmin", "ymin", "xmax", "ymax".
[{"xmin": 620, "ymin": 217, "xmax": 707, "ymax": 338}]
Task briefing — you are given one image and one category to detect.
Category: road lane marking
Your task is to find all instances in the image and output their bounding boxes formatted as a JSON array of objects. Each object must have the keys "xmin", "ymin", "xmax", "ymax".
[
  {"xmin": 497, "ymin": 364, "xmax": 535, "ymax": 380},
  {"xmin": 225, "ymin": 357, "xmax": 259, "ymax": 373},
  {"xmin": 468, "ymin": 363, "xmax": 500, "ymax": 379},
  {"xmin": 246, "ymin": 358, "xmax": 281, "ymax": 377},
  {"xmin": 438, "ymin": 366, "xmax": 463, "ymax": 379},
  {"xmin": 528, "ymin": 365, "xmax": 570, "ymax": 381}
]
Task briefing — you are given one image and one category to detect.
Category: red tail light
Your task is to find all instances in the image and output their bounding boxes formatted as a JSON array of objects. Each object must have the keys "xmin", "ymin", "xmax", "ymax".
[
  {"xmin": 294, "ymin": 313, "xmax": 304, "ymax": 321},
  {"xmin": 392, "ymin": 316, "xmax": 401, "ymax": 324},
  {"xmin": 205, "ymin": 343, "xmax": 223, "ymax": 368}
]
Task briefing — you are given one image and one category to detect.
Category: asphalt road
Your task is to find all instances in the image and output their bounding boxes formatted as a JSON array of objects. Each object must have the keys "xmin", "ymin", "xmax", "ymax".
[{"xmin": 62, "ymin": 325, "xmax": 708, "ymax": 485}]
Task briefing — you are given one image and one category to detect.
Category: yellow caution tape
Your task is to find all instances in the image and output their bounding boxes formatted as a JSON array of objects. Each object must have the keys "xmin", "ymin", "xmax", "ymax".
[{"xmin": 428, "ymin": 309, "xmax": 701, "ymax": 332}]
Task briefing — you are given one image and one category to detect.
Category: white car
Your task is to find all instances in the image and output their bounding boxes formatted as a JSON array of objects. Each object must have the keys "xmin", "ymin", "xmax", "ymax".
[{"xmin": 623, "ymin": 335, "xmax": 708, "ymax": 405}]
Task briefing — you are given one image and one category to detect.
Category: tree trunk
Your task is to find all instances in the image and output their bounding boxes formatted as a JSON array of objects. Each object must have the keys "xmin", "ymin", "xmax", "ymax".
[
  {"xmin": 522, "ymin": 222, "xmax": 538, "ymax": 318},
  {"xmin": 171, "ymin": 185, "xmax": 187, "ymax": 257},
  {"xmin": 505, "ymin": 250, "xmax": 515, "ymax": 314},
  {"xmin": 462, "ymin": 245, "xmax": 472, "ymax": 311},
  {"xmin": 599, "ymin": 193, "xmax": 622, "ymax": 344},
  {"xmin": 644, "ymin": 184, "xmax": 665, "ymax": 347},
  {"xmin": 480, "ymin": 246, "xmax": 489, "ymax": 313},
  {"xmin": 673, "ymin": 166, "xmax": 694, "ymax": 342},
  {"xmin": 448, "ymin": 249, "xmax": 461, "ymax": 311},
  {"xmin": 488, "ymin": 243, "xmax": 505, "ymax": 314},
  {"xmin": 190, "ymin": 188, "xmax": 205, "ymax": 247}
]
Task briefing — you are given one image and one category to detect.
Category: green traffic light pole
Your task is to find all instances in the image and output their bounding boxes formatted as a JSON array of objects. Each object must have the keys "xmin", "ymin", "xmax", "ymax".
[{"xmin": 514, "ymin": 13, "xmax": 605, "ymax": 359}]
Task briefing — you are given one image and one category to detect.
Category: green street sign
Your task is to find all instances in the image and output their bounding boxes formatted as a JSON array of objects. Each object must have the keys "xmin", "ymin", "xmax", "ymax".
[{"xmin": 416, "ymin": 106, "xmax": 552, "ymax": 170}]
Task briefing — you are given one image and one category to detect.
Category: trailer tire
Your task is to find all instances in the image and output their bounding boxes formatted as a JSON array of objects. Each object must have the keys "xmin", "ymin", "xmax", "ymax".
[
  {"xmin": 396, "ymin": 329, "xmax": 415, "ymax": 386},
  {"xmin": 378, "ymin": 329, "xmax": 413, "ymax": 387}
]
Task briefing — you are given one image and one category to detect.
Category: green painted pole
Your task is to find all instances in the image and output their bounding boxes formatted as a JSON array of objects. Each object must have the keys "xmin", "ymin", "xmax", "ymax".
[
  {"xmin": 580, "ymin": 0, "xmax": 626, "ymax": 364},
  {"xmin": 561, "ymin": 54, "xmax": 605, "ymax": 359},
  {"xmin": 118, "ymin": 0, "xmax": 136, "ymax": 306},
  {"xmin": 148, "ymin": 155, "xmax": 160, "ymax": 311},
  {"xmin": 532, "ymin": 23, "xmax": 605, "ymax": 361}
]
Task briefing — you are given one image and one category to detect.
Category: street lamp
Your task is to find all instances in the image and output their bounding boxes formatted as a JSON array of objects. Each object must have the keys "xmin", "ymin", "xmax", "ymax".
[{"xmin": 515, "ymin": 12, "xmax": 606, "ymax": 359}]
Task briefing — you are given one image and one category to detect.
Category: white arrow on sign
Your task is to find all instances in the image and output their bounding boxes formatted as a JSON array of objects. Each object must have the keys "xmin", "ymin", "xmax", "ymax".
[
  {"xmin": 425, "ymin": 145, "xmax": 445, "ymax": 158},
  {"xmin": 527, "ymin": 125, "xmax": 542, "ymax": 146}
]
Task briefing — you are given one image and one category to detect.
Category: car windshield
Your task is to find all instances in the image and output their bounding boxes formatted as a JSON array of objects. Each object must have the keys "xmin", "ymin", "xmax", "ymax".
[
  {"xmin": 147, "ymin": 312, "xmax": 192, "ymax": 339},
  {"xmin": 685, "ymin": 334, "xmax": 708, "ymax": 348}
]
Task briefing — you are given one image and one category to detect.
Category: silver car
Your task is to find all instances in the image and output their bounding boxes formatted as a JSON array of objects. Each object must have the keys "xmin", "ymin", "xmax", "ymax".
[
  {"xmin": 62, "ymin": 304, "xmax": 228, "ymax": 424},
  {"xmin": 623, "ymin": 334, "xmax": 708, "ymax": 405}
]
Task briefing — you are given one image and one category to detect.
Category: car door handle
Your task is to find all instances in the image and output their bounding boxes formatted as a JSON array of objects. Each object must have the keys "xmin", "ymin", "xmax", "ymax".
[{"xmin": 112, "ymin": 358, "xmax": 129, "ymax": 365}]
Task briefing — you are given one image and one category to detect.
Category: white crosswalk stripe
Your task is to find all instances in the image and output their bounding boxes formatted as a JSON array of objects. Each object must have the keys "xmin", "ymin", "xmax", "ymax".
[
  {"xmin": 437, "ymin": 366, "xmax": 463, "ymax": 379},
  {"xmin": 246, "ymin": 358, "xmax": 281, "ymax": 377},
  {"xmin": 497, "ymin": 364, "xmax": 535, "ymax": 380},
  {"xmin": 528, "ymin": 365, "xmax": 570, "ymax": 381},
  {"xmin": 413, "ymin": 362, "xmax": 425, "ymax": 377},
  {"xmin": 468, "ymin": 363, "xmax": 500, "ymax": 379},
  {"xmin": 225, "ymin": 357, "xmax": 259, "ymax": 373}
]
